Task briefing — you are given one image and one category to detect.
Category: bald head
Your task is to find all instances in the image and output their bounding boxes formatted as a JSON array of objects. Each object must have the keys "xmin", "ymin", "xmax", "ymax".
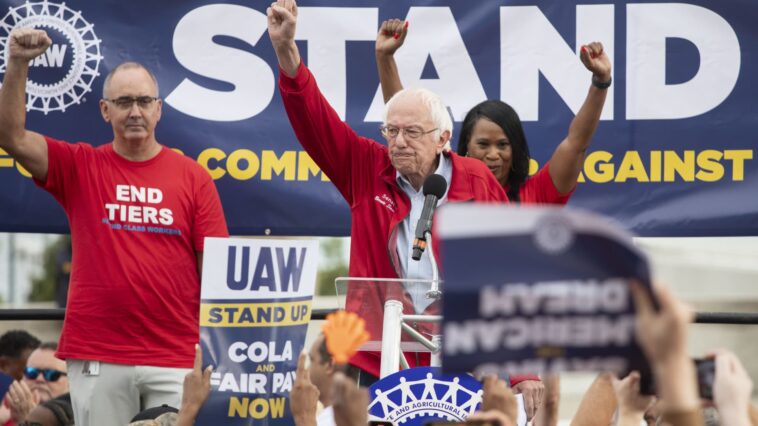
[{"xmin": 102, "ymin": 62, "xmax": 159, "ymax": 99}]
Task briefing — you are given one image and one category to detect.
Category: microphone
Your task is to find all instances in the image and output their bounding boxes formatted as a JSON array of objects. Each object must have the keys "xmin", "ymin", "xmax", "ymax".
[{"xmin": 412, "ymin": 174, "xmax": 447, "ymax": 261}]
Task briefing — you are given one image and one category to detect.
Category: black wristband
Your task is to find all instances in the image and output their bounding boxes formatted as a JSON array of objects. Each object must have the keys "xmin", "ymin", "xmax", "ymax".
[{"xmin": 592, "ymin": 75, "xmax": 612, "ymax": 89}]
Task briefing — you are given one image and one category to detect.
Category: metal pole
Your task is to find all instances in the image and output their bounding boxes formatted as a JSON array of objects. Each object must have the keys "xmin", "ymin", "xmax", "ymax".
[
  {"xmin": 380, "ymin": 300, "xmax": 404, "ymax": 378},
  {"xmin": 430, "ymin": 335, "xmax": 442, "ymax": 367}
]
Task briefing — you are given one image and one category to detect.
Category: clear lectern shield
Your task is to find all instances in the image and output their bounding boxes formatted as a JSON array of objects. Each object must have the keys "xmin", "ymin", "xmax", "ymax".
[{"xmin": 334, "ymin": 277, "xmax": 442, "ymax": 353}]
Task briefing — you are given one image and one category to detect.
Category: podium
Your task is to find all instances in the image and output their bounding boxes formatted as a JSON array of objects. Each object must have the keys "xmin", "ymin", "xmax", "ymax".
[{"xmin": 335, "ymin": 277, "xmax": 443, "ymax": 378}]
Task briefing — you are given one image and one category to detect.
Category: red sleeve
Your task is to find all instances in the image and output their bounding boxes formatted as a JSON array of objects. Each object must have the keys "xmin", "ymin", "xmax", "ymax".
[
  {"xmin": 192, "ymin": 171, "xmax": 229, "ymax": 252},
  {"xmin": 33, "ymin": 137, "xmax": 81, "ymax": 210},
  {"xmin": 509, "ymin": 374, "xmax": 540, "ymax": 386},
  {"xmin": 519, "ymin": 162, "xmax": 572, "ymax": 205},
  {"xmin": 278, "ymin": 62, "xmax": 386, "ymax": 207}
]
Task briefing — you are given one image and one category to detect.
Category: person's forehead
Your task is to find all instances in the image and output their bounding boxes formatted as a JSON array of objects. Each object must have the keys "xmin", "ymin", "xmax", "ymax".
[
  {"xmin": 108, "ymin": 68, "xmax": 157, "ymax": 95},
  {"xmin": 309, "ymin": 335, "xmax": 324, "ymax": 357},
  {"xmin": 27, "ymin": 349, "xmax": 64, "ymax": 370},
  {"xmin": 387, "ymin": 95, "xmax": 432, "ymax": 124}
]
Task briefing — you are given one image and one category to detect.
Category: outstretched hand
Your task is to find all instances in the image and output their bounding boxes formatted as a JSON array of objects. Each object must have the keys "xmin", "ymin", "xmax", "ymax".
[
  {"xmin": 181, "ymin": 344, "xmax": 212, "ymax": 413},
  {"xmin": 580, "ymin": 41, "xmax": 611, "ymax": 82},
  {"xmin": 513, "ymin": 379, "xmax": 544, "ymax": 422},
  {"xmin": 481, "ymin": 375, "xmax": 519, "ymax": 425},
  {"xmin": 9, "ymin": 28, "xmax": 52, "ymax": 62},
  {"xmin": 290, "ymin": 351, "xmax": 320, "ymax": 426},
  {"xmin": 376, "ymin": 19, "xmax": 408, "ymax": 56},
  {"xmin": 6, "ymin": 380, "xmax": 38, "ymax": 423},
  {"xmin": 712, "ymin": 349, "xmax": 753, "ymax": 426},
  {"xmin": 612, "ymin": 371, "xmax": 655, "ymax": 419}
]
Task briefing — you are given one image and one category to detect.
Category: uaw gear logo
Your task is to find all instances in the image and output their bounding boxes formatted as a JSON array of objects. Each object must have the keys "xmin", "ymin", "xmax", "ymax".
[
  {"xmin": 0, "ymin": 0, "xmax": 102, "ymax": 114},
  {"xmin": 368, "ymin": 367, "xmax": 482, "ymax": 426},
  {"xmin": 534, "ymin": 213, "xmax": 574, "ymax": 255}
]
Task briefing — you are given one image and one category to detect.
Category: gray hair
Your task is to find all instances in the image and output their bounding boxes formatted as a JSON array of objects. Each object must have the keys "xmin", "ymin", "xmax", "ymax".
[
  {"xmin": 102, "ymin": 62, "xmax": 159, "ymax": 98},
  {"xmin": 382, "ymin": 87, "xmax": 453, "ymax": 143}
]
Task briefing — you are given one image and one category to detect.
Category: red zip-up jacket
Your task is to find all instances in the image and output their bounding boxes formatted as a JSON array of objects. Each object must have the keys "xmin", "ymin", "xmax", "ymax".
[{"xmin": 279, "ymin": 62, "xmax": 538, "ymax": 385}]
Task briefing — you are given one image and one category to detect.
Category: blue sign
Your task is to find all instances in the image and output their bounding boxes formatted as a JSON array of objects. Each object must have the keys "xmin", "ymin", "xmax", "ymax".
[
  {"xmin": 438, "ymin": 205, "xmax": 652, "ymax": 377},
  {"xmin": 1, "ymin": 0, "xmax": 756, "ymax": 236},
  {"xmin": 197, "ymin": 237, "xmax": 318, "ymax": 425}
]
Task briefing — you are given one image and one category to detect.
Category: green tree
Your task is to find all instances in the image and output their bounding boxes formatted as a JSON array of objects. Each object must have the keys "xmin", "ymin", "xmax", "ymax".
[
  {"xmin": 29, "ymin": 235, "xmax": 70, "ymax": 302},
  {"xmin": 315, "ymin": 238, "xmax": 349, "ymax": 296}
]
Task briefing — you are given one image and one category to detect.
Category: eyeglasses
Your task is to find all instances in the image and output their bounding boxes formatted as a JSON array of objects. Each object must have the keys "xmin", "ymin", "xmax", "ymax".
[
  {"xmin": 380, "ymin": 125, "xmax": 438, "ymax": 141},
  {"xmin": 24, "ymin": 367, "xmax": 67, "ymax": 382},
  {"xmin": 103, "ymin": 96, "xmax": 160, "ymax": 110}
]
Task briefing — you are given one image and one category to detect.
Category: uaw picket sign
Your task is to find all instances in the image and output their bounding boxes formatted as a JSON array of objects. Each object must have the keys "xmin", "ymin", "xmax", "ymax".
[{"xmin": 197, "ymin": 237, "xmax": 318, "ymax": 425}]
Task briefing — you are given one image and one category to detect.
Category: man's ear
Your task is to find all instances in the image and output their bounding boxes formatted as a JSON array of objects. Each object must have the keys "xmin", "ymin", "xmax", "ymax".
[
  {"xmin": 326, "ymin": 358, "xmax": 336, "ymax": 374},
  {"xmin": 437, "ymin": 130, "xmax": 451, "ymax": 153},
  {"xmin": 99, "ymin": 99, "xmax": 110, "ymax": 123}
]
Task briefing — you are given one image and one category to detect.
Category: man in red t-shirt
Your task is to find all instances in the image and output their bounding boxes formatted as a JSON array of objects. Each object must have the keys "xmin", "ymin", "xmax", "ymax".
[{"xmin": 0, "ymin": 28, "xmax": 228, "ymax": 426}]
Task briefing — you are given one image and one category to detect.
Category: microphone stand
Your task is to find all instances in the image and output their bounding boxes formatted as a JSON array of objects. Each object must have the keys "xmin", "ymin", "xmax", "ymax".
[
  {"xmin": 425, "ymin": 230, "xmax": 441, "ymax": 300},
  {"xmin": 424, "ymin": 230, "xmax": 443, "ymax": 367}
]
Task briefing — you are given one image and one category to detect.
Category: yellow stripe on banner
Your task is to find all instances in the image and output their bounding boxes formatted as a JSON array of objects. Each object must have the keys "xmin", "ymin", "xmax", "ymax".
[
  {"xmin": 200, "ymin": 301, "xmax": 312, "ymax": 327},
  {"xmin": 0, "ymin": 148, "xmax": 13, "ymax": 168}
]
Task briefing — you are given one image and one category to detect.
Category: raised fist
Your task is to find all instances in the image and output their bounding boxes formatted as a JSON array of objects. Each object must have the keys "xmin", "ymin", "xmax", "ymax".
[
  {"xmin": 580, "ymin": 41, "xmax": 612, "ymax": 82},
  {"xmin": 376, "ymin": 19, "xmax": 408, "ymax": 56},
  {"xmin": 8, "ymin": 28, "xmax": 52, "ymax": 62},
  {"xmin": 267, "ymin": 0, "xmax": 298, "ymax": 48}
]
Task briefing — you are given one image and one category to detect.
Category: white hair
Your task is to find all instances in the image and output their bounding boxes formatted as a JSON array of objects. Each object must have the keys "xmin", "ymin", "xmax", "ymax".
[{"xmin": 382, "ymin": 87, "xmax": 453, "ymax": 143}]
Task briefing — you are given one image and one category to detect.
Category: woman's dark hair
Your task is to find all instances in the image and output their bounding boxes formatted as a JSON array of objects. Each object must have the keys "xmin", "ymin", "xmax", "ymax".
[{"xmin": 457, "ymin": 100, "xmax": 530, "ymax": 202}]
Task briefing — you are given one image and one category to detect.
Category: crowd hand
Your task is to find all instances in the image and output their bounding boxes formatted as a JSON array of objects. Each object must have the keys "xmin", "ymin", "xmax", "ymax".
[
  {"xmin": 711, "ymin": 349, "xmax": 753, "ymax": 426},
  {"xmin": 630, "ymin": 282, "xmax": 692, "ymax": 366},
  {"xmin": 290, "ymin": 351, "xmax": 320, "ymax": 426},
  {"xmin": 376, "ymin": 19, "xmax": 408, "ymax": 56},
  {"xmin": 542, "ymin": 375, "xmax": 560, "ymax": 411},
  {"xmin": 267, "ymin": 0, "xmax": 298, "ymax": 47},
  {"xmin": 643, "ymin": 399, "xmax": 661, "ymax": 426},
  {"xmin": 612, "ymin": 371, "xmax": 655, "ymax": 425},
  {"xmin": 332, "ymin": 372, "xmax": 368, "ymax": 426},
  {"xmin": 579, "ymin": 41, "xmax": 611, "ymax": 82},
  {"xmin": 481, "ymin": 375, "xmax": 518, "ymax": 424},
  {"xmin": 7, "ymin": 380, "xmax": 38, "ymax": 422},
  {"xmin": 512, "ymin": 379, "xmax": 543, "ymax": 422},
  {"xmin": 531, "ymin": 375, "xmax": 559, "ymax": 426},
  {"xmin": 8, "ymin": 28, "xmax": 52, "ymax": 62},
  {"xmin": 0, "ymin": 404, "xmax": 10, "ymax": 423},
  {"xmin": 176, "ymin": 345, "xmax": 212, "ymax": 426},
  {"xmin": 468, "ymin": 409, "xmax": 515, "ymax": 426},
  {"xmin": 631, "ymin": 281, "xmax": 699, "ymax": 413}
]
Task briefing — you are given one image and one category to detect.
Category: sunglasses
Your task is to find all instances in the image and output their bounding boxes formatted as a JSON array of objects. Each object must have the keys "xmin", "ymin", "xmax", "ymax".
[{"xmin": 23, "ymin": 367, "xmax": 67, "ymax": 382}]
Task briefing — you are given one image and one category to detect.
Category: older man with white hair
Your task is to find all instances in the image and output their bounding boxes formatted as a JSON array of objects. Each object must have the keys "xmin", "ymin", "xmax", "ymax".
[{"xmin": 267, "ymin": 0, "xmax": 526, "ymax": 383}]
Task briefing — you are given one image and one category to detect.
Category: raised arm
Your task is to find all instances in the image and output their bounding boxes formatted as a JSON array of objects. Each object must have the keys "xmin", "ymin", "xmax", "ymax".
[
  {"xmin": 569, "ymin": 373, "xmax": 617, "ymax": 426},
  {"xmin": 267, "ymin": 0, "xmax": 301, "ymax": 77},
  {"xmin": 375, "ymin": 19, "xmax": 408, "ymax": 103},
  {"xmin": 0, "ymin": 28, "xmax": 52, "ymax": 182},
  {"xmin": 548, "ymin": 42, "xmax": 611, "ymax": 194}
]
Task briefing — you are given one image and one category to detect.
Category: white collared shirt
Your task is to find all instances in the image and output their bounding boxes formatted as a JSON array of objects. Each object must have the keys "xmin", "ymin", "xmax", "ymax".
[{"xmin": 395, "ymin": 154, "xmax": 452, "ymax": 313}]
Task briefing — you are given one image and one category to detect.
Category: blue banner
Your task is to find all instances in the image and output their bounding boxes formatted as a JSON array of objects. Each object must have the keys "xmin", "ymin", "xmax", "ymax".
[
  {"xmin": 198, "ymin": 237, "xmax": 318, "ymax": 425},
  {"xmin": 0, "ymin": 0, "xmax": 755, "ymax": 236},
  {"xmin": 438, "ymin": 205, "xmax": 652, "ymax": 377}
]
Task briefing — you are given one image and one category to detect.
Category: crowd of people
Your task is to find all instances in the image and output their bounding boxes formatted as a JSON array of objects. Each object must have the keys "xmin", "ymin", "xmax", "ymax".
[{"xmin": 0, "ymin": 0, "xmax": 754, "ymax": 425}]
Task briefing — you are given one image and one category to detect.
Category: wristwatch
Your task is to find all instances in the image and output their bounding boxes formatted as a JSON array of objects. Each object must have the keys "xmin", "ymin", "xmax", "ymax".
[{"xmin": 592, "ymin": 75, "xmax": 612, "ymax": 89}]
